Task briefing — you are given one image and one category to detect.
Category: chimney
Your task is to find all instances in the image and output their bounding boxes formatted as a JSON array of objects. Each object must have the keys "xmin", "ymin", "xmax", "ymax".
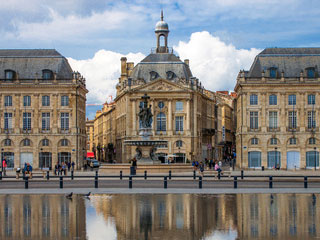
[
  {"xmin": 184, "ymin": 59, "xmax": 189, "ymax": 66},
  {"xmin": 121, "ymin": 57, "xmax": 127, "ymax": 77}
]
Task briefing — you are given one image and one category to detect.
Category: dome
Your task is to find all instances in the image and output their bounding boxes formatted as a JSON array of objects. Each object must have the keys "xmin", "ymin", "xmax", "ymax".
[{"xmin": 155, "ymin": 20, "xmax": 169, "ymax": 32}]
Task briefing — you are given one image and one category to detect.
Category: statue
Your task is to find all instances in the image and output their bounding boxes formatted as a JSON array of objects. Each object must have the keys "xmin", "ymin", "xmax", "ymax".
[{"xmin": 138, "ymin": 94, "xmax": 153, "ymax": 128}]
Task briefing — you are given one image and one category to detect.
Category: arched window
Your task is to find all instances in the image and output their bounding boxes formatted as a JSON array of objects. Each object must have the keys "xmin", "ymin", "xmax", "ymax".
[
  {"xmin": 309, "ymin": 138, "xmax": 316, "ymax": 145},
  {"xmin": 5, "ymin": 70, "xmax": 15, "ymax": 80},
  {"xmin": 4, "ymin": 139, "xmax": 11, "ymax": 146},
  {"xmin": 42, "ymin": 69, "xmax": 53, "ymax": 80},
  {"xmin": 270, "ymin": 138, "xmax": 278, "ymax": 145},
  {"xmin": 269, "ymin": 68, "xmax": 277, "ymax": 78},
  {"xmin": 306, "ymin": 68, "xmax": 315, "ymax": 78},
  {"xmin": 150, "ymin": 71, "xmax": 159, "ymax": 80},
  {"xmin": 42, "ymin": 139, "xmax": 49, "ymax": 146},
  {"xmin": 176, "ymin": 140, "xmax": 183, "ymax": 148},
  {"xmin": 166, "ymin": 71, "xmax": 175, "ymax": 80},
  {"xmin": 157, "ymin": 112, "xmax": 166, "ymax": 131},
  {"xmin": 60, "ymin": 139, "xmax": 69, "ymax": 146},
  {"xmin": 251, "ymin": 138, "xmax": 258, "ymax": 145},
  {"xmin": 23, "ymin": 139, "xmax": 31, "ymax": 146}
]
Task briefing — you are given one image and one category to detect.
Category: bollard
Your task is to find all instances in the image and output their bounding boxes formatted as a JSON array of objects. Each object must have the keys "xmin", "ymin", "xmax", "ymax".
[
  {"xmin": 96, "ymin": 171, "xmax": 98, "ymax": 177},
  {"xmin": 25, "ymin": 176, "xmax": 29, "ymax": 189},
  {"xmin": 60, "ymin": 176, "xmax": 63, "ymax": 189},
  {"xmin": 120, "ymin": 171, "xmax": 123, "ymax": 180},
  {"xmin": 23, "ymin": 171, "xmax": 25, "ymax": 179},
  {"xmin": 0, "ymin": 171, "xmax": 2, "ymax": 180},
  {"xmin": 269, "ymin": 176, "xmax": 273, "ymax": 189},
  {"xmin": 144, "ymin": 171, "xmax": 147, "ymax": 180},
  {"xmin": 199, "ymin": 176, "xmax": 202, "ymax": 189},
  {"xmin": 241, "ymin": 170, "xmax": 244, "ymax": 179},
  {"xmin": 164, "ymin": 176, "xmax": 167, "ymax": 189},
  {"xmin": 218, "ymin": 171, "xmax": 221, "ymax": 180},
  {"xmin": 71, "ymin": 170, "xmax": 74, "ymax": 180},
  {"xmin": 129, "ymin": 176, "xmax": 132, "ymax": 188},
  {"xmin": 234, "ymin": 176, "xmax": 237, "ymax": 188},
  {"xmin": 95, "ymin": 175, "xmax": 98, "ymax": 188},
  {"xmin": 169, "ymin": 170, "xmax": 172, "ymax": 180},
  {"xmin": 193, "ymin": 170, "xmax": 196, "ymax": 180},
  {"xmin": 304, "ymin": 176, "xmax": 308, "ymax": 188}
]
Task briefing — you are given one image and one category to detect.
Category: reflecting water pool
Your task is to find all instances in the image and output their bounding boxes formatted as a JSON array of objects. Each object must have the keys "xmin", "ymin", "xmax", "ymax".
[{"xmin": 0, "ymin": 193, "xmax": 319, "ymax": 239}]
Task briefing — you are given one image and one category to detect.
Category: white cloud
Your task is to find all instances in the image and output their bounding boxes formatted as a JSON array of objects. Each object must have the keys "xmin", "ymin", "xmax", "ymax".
[
  {"xmin": 68, "ymin": 50, "xmax": 145, "ymax": 104},
  {"xmin": 174, "ymin": 31, "xmax": 260, "ymax": 91}
]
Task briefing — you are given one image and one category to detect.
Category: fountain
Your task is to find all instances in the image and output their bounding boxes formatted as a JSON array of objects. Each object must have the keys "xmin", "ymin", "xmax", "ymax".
[{"xmin": 124, "ymin": 94, "xmax": 167, "ymax": 164}]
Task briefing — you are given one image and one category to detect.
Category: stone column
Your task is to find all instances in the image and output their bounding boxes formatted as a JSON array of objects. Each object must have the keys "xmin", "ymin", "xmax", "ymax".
[
  {"xmin": 14, "ymin": 94, "xmax": 21, "ymax": 132},
  {"xmin": 132, "ymin": 100, "xmax": 136, "ymax": 135},
  {"xmin": 152, "ymin": 99, "xmax": 155, "ymax": 135},
  {"xmin": 186, "ymin": 100, "xmax": 190, "ymax": 133},
  {"xmin": 33, "ymin": 94, "xmax": 39, "ymax": 133},
  {"xmin": 168, "ymin": 100, "xmax": 172, "ymax": 135}
]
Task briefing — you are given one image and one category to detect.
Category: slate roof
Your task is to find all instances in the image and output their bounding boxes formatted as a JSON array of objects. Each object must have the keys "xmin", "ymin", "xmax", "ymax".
[
  {"xmin": 248, "ymin": 48, "xmax": 320, "ymax": 78},
  {"xmin": 0, "ymin": 49, "xmax": 73, "ymax": 79},
  {"xmin": 130, "ymin": 53, "xmax": 193, "ymax": 82}
]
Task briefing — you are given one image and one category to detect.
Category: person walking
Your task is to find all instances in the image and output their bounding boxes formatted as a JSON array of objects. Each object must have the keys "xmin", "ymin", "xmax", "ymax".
[
  {"xmin": 71, "ymin": 161, "xmax": 75, "ymax": 171},
  {"xmin": 62, "ymin": 162, "xmax": 67, "ymax": 175},
  {"xmin": 2, "ymin": 157, "xmax": 7, "ymax": 176},
  {"xmin": 199, "ymin": 161, "xmax": 205, "ymax": 176},
  {"xmin": 67, "ymin": 162, "xmax": 71, "ymax": 172}
]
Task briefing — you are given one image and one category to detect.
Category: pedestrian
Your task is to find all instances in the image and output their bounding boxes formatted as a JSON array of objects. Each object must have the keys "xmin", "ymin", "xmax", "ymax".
[
  {"xmin": 209, "ymin": 159, "xmax": 214, "ymax": 170},
  {"xmin": 71, "ymin": 161, "xmax": 75, "ymax": 171},
  {"xmin": 195, "ymin": 160, "xmax": 199, "ymax": 169},
  {"xmin": 192, "ymin": 160, "xmax": 196, "ymax": 171},
  {"xmin": 215, "ymin": 162, "xmax": 222, "ymax": 174},
  {"xmin": 205, "ymin": 158, "xmax": 208, "ymax": 168},
  {"xmin": 2, "ymin": 157, "xmax": 7, "ymax": 176},
  {"xmin": 58, "ymin": 162, "xmax": 62, "ymax": 175},
  {"xmin": 67, "ymin": 162, "xmax": 71, "ymax": 171},
  {"xmin": 54, "ymin": 163, "xmax": 58, "ymax": 175},
  {"xmin": 25, "ymin": 163, "xmax": 33, "ymax": 178},
  {"xmin": 62, "ymin": 162, "xmax": 67, "ymax": 175},
  {"xmin": 131, "ymin": 157, "xmax": 137, "ymax": 170}
]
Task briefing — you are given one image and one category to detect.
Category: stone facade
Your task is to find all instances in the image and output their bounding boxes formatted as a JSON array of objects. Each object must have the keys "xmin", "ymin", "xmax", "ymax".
[
  {"xmin": 0, "ymin": 49, "xmax": 88, "ymax": 170},
  {"xmin": 235, "ymin": 48, "xmax": 320, "ymax": 169},
  {"xmin": 88, "ymin": 14, "xmax": 235, "ymax": 163}
]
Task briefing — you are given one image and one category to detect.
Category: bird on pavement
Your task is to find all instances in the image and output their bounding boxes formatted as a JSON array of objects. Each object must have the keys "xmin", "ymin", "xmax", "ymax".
[
  {"xmin": 66, "ymin": 192, "xmax": 73, "ymax": 200},
  {"xmin": 84, "ymin": 192, "xmax": 91, "ymax": 199}
]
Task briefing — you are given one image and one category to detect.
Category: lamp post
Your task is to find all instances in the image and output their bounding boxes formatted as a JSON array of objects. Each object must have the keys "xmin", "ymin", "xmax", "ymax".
[
  {"xmin": 1, "ymin": 148, "xmax": 3, "ymax": 172},
  {"xmin": 314, "ymin": 147, "xmax": 317, "ymax": 171}
]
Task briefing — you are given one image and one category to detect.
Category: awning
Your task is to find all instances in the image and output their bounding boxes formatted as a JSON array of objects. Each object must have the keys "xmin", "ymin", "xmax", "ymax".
[{"xmin": 87, "ymin": 152, "xmax": 94, "ymax": 158}]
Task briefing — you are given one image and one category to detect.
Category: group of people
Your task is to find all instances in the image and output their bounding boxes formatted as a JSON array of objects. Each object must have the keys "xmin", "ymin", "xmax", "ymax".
[
  {"xmin": 192, "ymin": 158, "xmax": 223, "ymax": 175},
  {"xmin": 54, "ymin": 161, "xmax": 75, "ymax": 175}
]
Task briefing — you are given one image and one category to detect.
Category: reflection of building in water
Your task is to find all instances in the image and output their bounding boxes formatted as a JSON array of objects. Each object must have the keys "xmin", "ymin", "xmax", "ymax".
[
  {"xmin": 92, "ymin": 194, "xmax": 237, "ymax": 240},
  {"xmin": 0, "ymin": 195, "xmax": 86, "ymax": 239},
  {"xmin": 236, "ymin": 194, "xmax": 320, "ymax": 239}
]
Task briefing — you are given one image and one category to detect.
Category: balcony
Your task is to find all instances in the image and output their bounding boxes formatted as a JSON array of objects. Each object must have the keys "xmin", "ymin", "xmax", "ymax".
[
  {"xmin": 267, "ymin": 127, "xmax": 280, "ymax": 132},
  {"xmin": 59, "ymin": 129, "xmax": 70, "ymax": 134},
  {"xmin": 249, "ymin": 127, "xmax": 261, "ymax": 132},
  {"xmin": 2, "ymin": 128, "xmax": 14, "ymax": 134},
  {"xmin": 287, "ymin": 127, "xmax": 300, "ymax": 132},
  {"xmin": 21, "ymin": 129, "xmax": 32, "ymax": 134}
]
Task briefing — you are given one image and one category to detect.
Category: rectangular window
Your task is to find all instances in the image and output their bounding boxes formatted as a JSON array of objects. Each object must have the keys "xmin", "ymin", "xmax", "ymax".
[
  {"xmin": 307, "ymin": 69, "xmax": 315, "ymax": 78},
  {"xmin": 251, "ymin": 138, "xmax": 258, "ymax": 145},
  {"xmin": 270, "ymin": 138, "xmax": 277, "ymax": 145},
  {"xmin": 288, "ymin": 111, "xmax": 297, "ymax": 129},
  {"xmin": 61, "ymin": 96, "xmax": 69, "ymax": 106},
  {"xmin": 23, "ymin": 112, "xmax": 31, "ymax": 130},
  {"xmin": 308, "ymin": 111, "xmax": 316, "ymax": 129},
  {"xmin": 175, "ymin": 116, "xmax": 183, "ymax": 131},
  {"xmin": 270, "ymin": 68, "xmax": 276, "ymax": 78},
  {"xmin": 308, "ymin": 94, "xmax": 315, "ymax": 105},
  {"xmin": 268, "ymin": 151, "xmax": 281, "ymax": 168},
  {"xmin": 269, "ymin": 111, "xmax": 278, "ymax": 129},
  {"xmin": 176, "ymin": 101, "xmax": 183, "ymax": 111},
  {"xmin": 248, "ymin": 152, "xmax": 261, "ymax": 168},
  {"xmin": 250, "ymin": 94, "xmax": 258, "ymax": 105},
  {"xmin": 306, "ymin": 151, "xmax": 319, "ymax": 168},
  {"xmin": 23, "ymin": 96, "xmax": 31, "ymax": 107},
  {"xmin": 61, "ymin": 113, "xmax": 69, "ymax": 130},
  {"xmin": 269, "ymin": 95, "xmax": 277, "ymax": 105},
  {"xmin": 289, "ymin": 138, "xmax": 296, "ymax": 145},
  {"xmin": 42, "ymin": 96, "xmax": 50, "ymax": 106},
  {"xmin": 4, "ymin": 113, "xmax": 12, "ymax": 130},
  {"xmin": 288, "ymin": 95, "xmax": 296, "ymax": 105},
  {"xmin": 42, "ymin": 113, "xmax": 50, "ymax": 130},
  {"xmin": 4, "ymin": 96, "xmax": 12, "ymax": 107},
  {"xmin": 250, "ymin": 112, "xmax": 259, "ymax": 129}
]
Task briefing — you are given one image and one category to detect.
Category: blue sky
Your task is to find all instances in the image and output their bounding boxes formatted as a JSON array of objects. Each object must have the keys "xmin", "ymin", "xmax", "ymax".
[{"xmin": 1, "ymin": 0, "xmax": 320, "ymax": 119}]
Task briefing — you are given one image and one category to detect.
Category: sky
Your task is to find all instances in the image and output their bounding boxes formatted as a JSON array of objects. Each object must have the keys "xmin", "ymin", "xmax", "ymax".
[{"xmin": 1, "ymin": 0, "xmax": 320, "ymax": 119}]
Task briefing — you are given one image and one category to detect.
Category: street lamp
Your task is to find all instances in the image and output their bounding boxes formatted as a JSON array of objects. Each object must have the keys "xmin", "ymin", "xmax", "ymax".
[
  {"xmin": 314, "ymin": 147, "xmax": 317, "ymax": 171},
  {"xmin": 1, "ymin": 148, "xmax": 3, "ymax": 172}
]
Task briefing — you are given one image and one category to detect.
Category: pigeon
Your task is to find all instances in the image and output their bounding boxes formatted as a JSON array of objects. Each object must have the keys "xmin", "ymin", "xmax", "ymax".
[
  {"xmin": 66, "ymin": 192, "xmax": 73, "ymax": 200},
  {"xmin": 84, "ymin": 192, "xmax": 91, "ymax": 199}
]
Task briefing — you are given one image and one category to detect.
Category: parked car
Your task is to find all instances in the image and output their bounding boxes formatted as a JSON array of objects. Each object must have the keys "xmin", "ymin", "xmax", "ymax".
[{"xmin": 89, "ymin": 159, "xmax": 100, "ymax": 168}]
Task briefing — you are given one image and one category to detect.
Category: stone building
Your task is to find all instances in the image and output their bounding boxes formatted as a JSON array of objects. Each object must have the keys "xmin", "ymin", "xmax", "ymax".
[
  {"xmin": 89, "ymin": 13, "xmax": 235, "ymax": 163},
  {"xmin": 0, "ymin": 49, "xmax": 88, "ymax": 169},
  {"xmin": 235, "ymin": 48, "xmax": 320, "ymax": 169},
  {"xmin": 86, "ymin": 118, "xmax": 94, "ymax": 153}
]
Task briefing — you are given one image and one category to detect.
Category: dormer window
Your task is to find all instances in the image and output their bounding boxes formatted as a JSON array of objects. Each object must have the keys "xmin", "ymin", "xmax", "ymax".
[
  {"xmin": 269, "ymin": 68, "xmax": 277, "ymax": 78},
  {"xmin": 5, "ymin": 70, "xmax": 15, "ymax": 80},
  {"xmin": 166, "ymin": 71, "xmax": 175, "ymax": 80},
  {"xmin": 307, "ymin": 68, "xmax": 315, "ymax": 78},
  {"xmin": 150, "ymin": 71, "xmax": 159, "ymax": 80},
  {"xmin": 42, "ymin": 69, "xmax": 53, "ymax": 80}
]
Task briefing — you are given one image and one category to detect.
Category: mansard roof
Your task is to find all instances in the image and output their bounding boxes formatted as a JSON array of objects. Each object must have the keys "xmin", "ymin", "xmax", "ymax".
[
  {"xmin": 129, "ymin": 53, "xmax": 193, "ymax": 83},
  {"xmin": 248, "ymin": 47, "xmax": 320, "ymax": 78},
  {"xmin": 0, "ymin": 49, "xmax": 73, "ymax": 79}
]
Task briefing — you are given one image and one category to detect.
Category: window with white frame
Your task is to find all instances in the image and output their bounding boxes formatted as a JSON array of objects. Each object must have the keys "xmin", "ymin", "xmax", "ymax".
[
  {"xmin": 251, "ymin": 138, "xmax": 258, "ymax": 145},
  {"xmin": 42, "ymin": 113, "xmax": 50, "ymax": 130},
  {"xmin": 42, "ymin": 139, "xmax": 49, "ymax": 146},
  {"xmin": 288, "ymin": 111, "xmax": 297, "ymax": 129},
  {"xmin": 308, "ymin": 94, "xmax": 315, "ymax": 105},
  {"xmin": 42, "ymin": 96, "xmax": 50, "ymax": 106},
  {"xmin": 61, "ymin": 139, "xmax": 69, "ymax": 146},
  {"xmin": 61, "ymin": 95, "xmax": 69, "ymax": 106},
  {"xmin": 23, "ymin": 112, "xmax": 31, "ymax": 130},
  {"xmin": 4, "ymin": 113, "xmax": 12, "ymax": 130},
  {"xmin": 270, "ymin": 138, "xmax": 278, "ymax": 145},
  {"xmin": 175, "ymin": 116, "xmax": 183, "ymax": 131},
  {"xmin": 250, "ymin": 94, "xmax": 258, "ymax": 105},
  {"xmin": 156, "ymin": 112, "xmax": 166, "ymax": 131},
  {"xmin": 269, "ymin": 95, "xmax": 277, "ymax": 105},
  {"xmin": 23, "ymin": 96, "xmax": 31, "ymax": 107},
  {"xmin": 250, "ymin": 112, "xmax": 259, "ymax": 129},
  {"xmin": 308, "ymin": 111, "xmax": 316, "ymax": 129},
  {"xmin": 269, "ymin": 111, "xmax": 278, "ymax": 129},
  {"xmin": 60, "ymin": 113, "xmax": 69, "ymax": 130},
  {"xmin": 4, "ymin": 96, "xmax": 12, "ymax": 107},
  {"xmin": 288, "ymin": 95, "xmax": 296, "ymax": 105},
  {"xmin": 176, "ymin": 101, "xmax": 183, "ymax": 111}
]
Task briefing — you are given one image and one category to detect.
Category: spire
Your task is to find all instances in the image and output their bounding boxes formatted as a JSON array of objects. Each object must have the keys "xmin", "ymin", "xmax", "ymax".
[{"xmin": 161, "ymin": 9, "xmax": 163, "ymax": 21}]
